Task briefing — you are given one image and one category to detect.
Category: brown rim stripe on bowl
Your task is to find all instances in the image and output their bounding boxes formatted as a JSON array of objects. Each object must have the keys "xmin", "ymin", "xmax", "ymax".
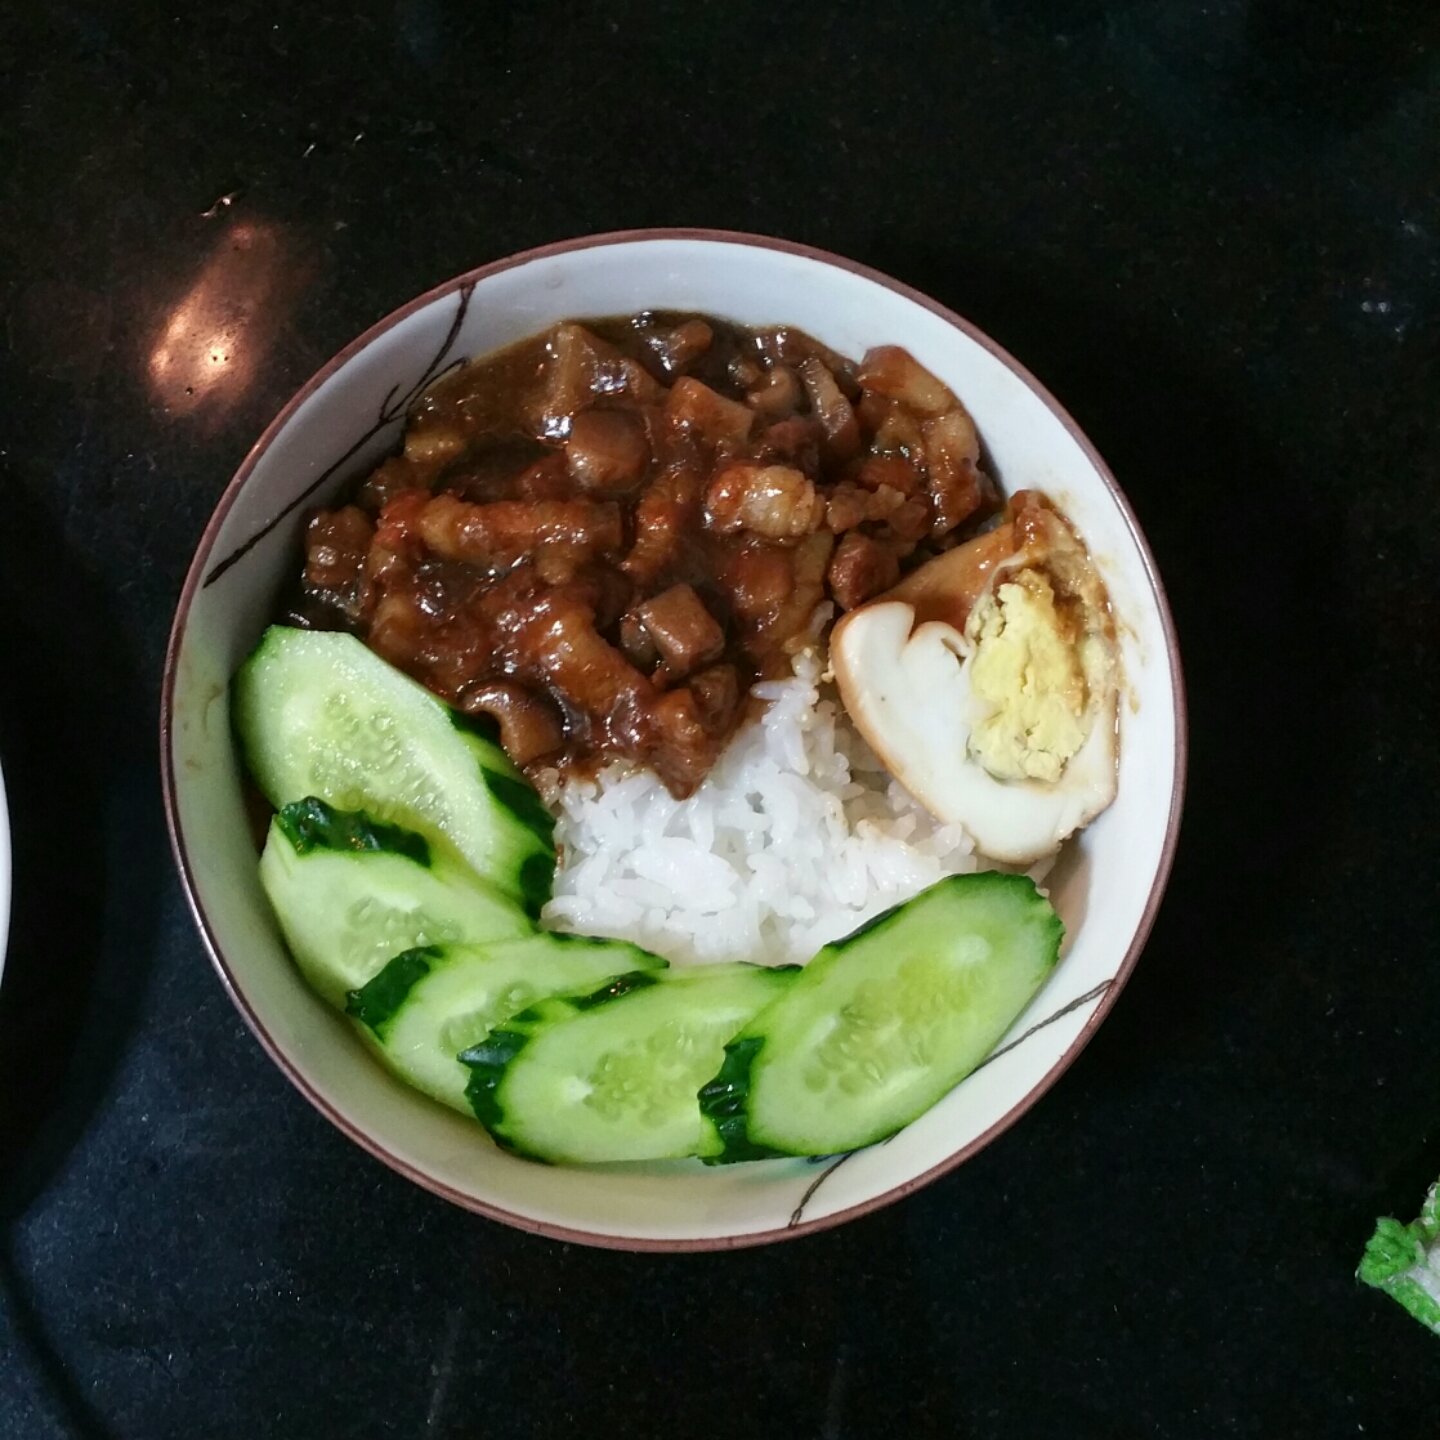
[{"xmin": 161, "ymin": 228, "xmax": 1188, "ymax": 1252}]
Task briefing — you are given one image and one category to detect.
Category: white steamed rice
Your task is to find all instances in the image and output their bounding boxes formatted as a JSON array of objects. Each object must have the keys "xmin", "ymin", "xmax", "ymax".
[{"xmin": 542, "ymin": 642, "xmax": 1006, "ymax": 967}]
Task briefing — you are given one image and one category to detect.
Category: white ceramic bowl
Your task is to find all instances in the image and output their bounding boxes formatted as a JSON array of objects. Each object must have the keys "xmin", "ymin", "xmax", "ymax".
[{"xmin": 163, "ymin": 230, "xmax": 1185, "ymax": 1250}]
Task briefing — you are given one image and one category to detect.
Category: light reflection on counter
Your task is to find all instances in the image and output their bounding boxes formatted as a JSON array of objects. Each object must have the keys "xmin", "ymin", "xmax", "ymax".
[{"xmin": 148, "ymin": 219, "xmax": 304, "ymax": 425}]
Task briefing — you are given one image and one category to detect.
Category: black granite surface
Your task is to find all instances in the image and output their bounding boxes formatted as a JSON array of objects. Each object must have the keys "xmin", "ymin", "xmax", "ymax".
[{"xmin": 2, "ymin": 1, "xmax": 1439, "ymax": 1435}]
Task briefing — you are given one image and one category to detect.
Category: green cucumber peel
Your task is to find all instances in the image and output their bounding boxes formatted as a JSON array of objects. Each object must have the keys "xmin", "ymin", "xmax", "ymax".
[
  {"xmin": 565, "ymin": 969, "xmax": 661, "ymax": 1012},
  {"xmin": 517, "ymin": 852, "xmax": 557, "ymax": 918},
  {"xmin": 277, "ymin": 797, "xmax": 432, "ymax": 866},
  {"xmin": 482, "ymin": 768, "xmax": 557, "ymax": 843},
  {"xmin": 698, "ymin": 1035, "xmax": 786, "ymax": 1165},
  {"xmin": 461, "ymin": 1027, "xmax": 532, "ymax": 1151},
  {"xmin": 347, "ymin": 947, "xmax": 441, "ymax": 1037},
  {"xmin": 448, "ymin": 709, "xmax": 558, "ymax": 845},
  {"xmin": 458, "ymin": 970, "xmax": 663, "ymax": 1152}
]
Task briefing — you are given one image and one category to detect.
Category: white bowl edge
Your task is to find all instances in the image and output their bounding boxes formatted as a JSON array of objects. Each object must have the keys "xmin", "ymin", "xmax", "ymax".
[{"xmin": 163, "ymin": 231, "xmax": 1185, "ymax": 1249}]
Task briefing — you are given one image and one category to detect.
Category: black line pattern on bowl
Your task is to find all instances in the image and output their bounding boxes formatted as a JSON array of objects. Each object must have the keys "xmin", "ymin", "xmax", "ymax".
[
  {"xmin": 968, "ymin": 979, "xmax": 1114, "ymax": 1077},
  {"xmin": 203, "ymin": 280, "xmax": 477, "ymax": 588},
  {"xmin": 788, "ymin": 1151, "xmax": 857, "ymax": 1227},
  {"xmin": 786, "ymin": 978, "xmax": 1114, "ymax": 1228}
]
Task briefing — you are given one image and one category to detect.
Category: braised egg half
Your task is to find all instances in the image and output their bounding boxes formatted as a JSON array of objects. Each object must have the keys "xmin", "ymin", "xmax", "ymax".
[{"xmin": 831, "ymin": 491, "xmax": 1119, "ymax": 864}]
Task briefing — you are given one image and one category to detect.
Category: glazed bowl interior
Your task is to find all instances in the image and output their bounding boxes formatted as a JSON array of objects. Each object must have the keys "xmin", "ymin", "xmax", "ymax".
[{"xmin": 164, "ymin": 231, "xmax": 1183, "ymax": 1249}]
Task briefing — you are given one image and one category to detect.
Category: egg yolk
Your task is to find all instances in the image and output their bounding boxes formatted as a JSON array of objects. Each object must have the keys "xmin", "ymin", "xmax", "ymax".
[{"xmin": 965, "ymin": 568, "xmax": 1089, "ymax": 783}]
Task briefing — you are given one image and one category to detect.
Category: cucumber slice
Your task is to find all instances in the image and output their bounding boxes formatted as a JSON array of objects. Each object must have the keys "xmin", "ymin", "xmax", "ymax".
[
  {"xmin": 347, "ymin": 935, "xmax": 667, "ymax": 1115},
  {"xmin": 235, "ymin": 626, "xmax": 556, "ymax": 912},
  {"xmin": 699, "ymin": 872, "xmax": 1063, "ymax": 1162},
  {"xmin": 259, "ymin": 798, "xmax": 532, "ymax": 1008},
  {"xmin": 463, "ymin": 964, "xmax": 797, "ymax": 1164}
]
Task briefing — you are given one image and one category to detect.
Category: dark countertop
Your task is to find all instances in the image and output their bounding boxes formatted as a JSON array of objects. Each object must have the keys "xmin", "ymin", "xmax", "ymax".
[{"xmin": 2, "ymin": 2, "xmax": 1438, "ymax": 1435}]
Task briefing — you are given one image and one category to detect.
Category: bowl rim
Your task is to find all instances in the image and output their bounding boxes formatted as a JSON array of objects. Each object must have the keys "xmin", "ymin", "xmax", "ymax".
[{"xmin": 160, "ymin": 227, "xmax": 1188, "ymax": 1251}]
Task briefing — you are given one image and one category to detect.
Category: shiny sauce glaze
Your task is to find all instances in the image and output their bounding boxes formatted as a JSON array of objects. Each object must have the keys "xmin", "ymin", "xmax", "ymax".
[{"xmin": 289, "ymin": 313, "xmax": 999, "ymax": 797}]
